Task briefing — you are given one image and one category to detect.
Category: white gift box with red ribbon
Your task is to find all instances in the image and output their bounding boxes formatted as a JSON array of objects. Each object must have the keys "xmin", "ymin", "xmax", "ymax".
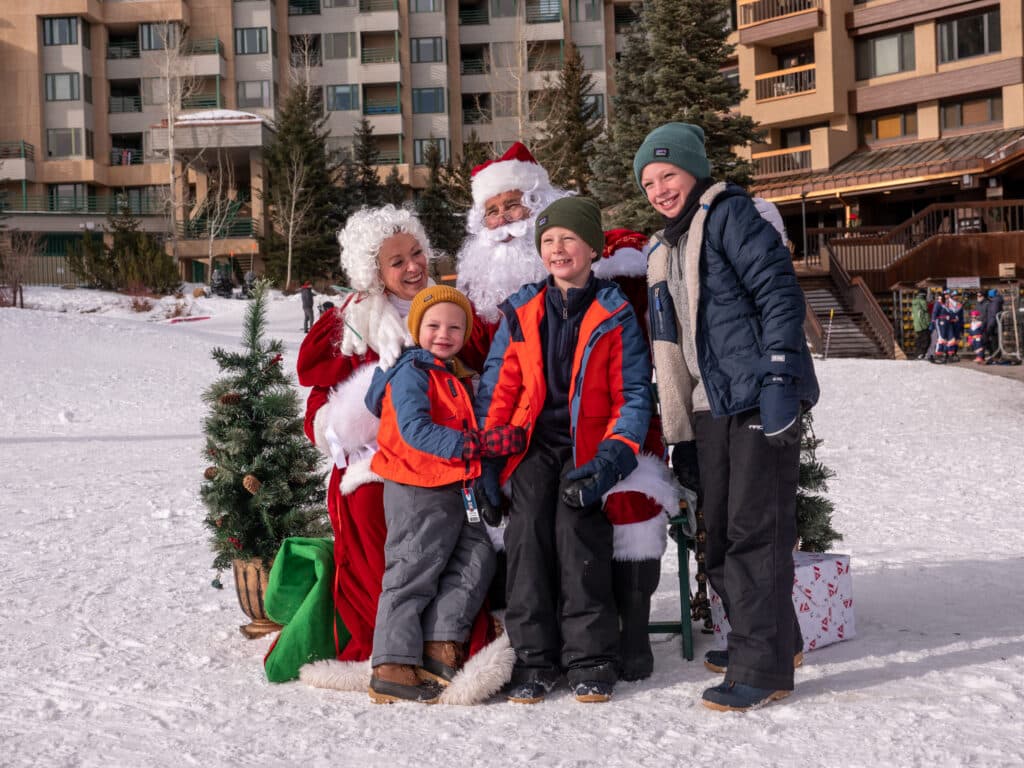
[{"xmin": 708, "ymin": 552, "xmax": 855, "ymax": 652}]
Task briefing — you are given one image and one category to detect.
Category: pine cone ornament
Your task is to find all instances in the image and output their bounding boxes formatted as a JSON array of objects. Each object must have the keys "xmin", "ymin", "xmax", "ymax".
[
  {"xmin": 219, "ymin": 392, "xmax": 242, "ymax": 405},
  {"xmin": 242, "ymin": 474, "xmax": 262, "ymax": 495},
  {"xmin": 204, "ymin": 466, "xmax": 218, "ymax": 480}
]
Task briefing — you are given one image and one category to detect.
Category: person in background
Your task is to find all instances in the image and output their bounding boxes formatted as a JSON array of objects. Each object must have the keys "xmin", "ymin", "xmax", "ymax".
[
  {"xmin": 301, "ymin": 281, "xmax": 315, "ymax": 333},
  {"xmin": 966, "ymin": 309, "xmax": 986, "ymax": 363},
  {"xmin": 911, "ymin": 289, "xmax": 931, "ymax": 360},
  {"xmin": 984, "ymin": 288, "xmax": 1005, "ymax": 360},
  {"xmin": 635, "ymin": 122, "xmax": 819, "ymax": 712}
]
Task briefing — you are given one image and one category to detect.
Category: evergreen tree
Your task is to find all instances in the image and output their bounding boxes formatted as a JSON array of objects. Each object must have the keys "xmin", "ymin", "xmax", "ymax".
[
  {"xmin": 440, "ymin": 129, "xmax": 490, "ymax": 214},
  {"xmin": 351, "ymin": 116, "xmax": 384, "ymax": 209},
  {"xmin": 534, "ymin": 44, "xmax": 602, "ymax": 196},
  {"xmin": 262, "ymin": 85, "xmax": 339, "ymax": 287},
  {"xmin": 200, "ymin": 281, "xmax": 330, "ymax": 575},
  {"xmin": 796, "ymin": 412, "xmax": 842, "ymax": 552},
  {"xmin": 383, "ymin": 165, "xmax": 405, "ymax": 206},
  {"xmin": 416, "ymin": 141, "xmax": 464, "ymax": 263},
  {"xmin": 593, "ymin": 0, "xmax": 761, "ymax": 232}
]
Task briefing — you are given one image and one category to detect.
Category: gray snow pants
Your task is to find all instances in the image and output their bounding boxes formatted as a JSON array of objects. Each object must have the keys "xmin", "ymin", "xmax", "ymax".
[{"xmin": 372, "ymin": 479, "xmax": 496, "ymax": 667}]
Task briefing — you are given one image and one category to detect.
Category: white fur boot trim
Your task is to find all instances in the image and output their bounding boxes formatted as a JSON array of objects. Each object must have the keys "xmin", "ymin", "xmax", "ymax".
[
  {"xmin": 613, "ymin": 514, "xmax": 669, "ymax": 562},
  {"xmin": 438, "ymin": 631, "xmax": 515, "ymax": 706},
  {"xmin": 299, "ymin": 659, "xmax": 371, "ymax": 692}
]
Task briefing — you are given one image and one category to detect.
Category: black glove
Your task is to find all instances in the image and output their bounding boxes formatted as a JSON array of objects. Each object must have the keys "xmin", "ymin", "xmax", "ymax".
[
  {"xmin": 475, "ymin": 461, "xmax": 503, "ymax": 527},
  {"xmin": 670, "ymin": 441, "xmax": 700, "ymax": 496},
  {"xmin": 759, "ymin": 374, "xmax": 801, "ymax": 448},
  {"xmin": 561, "ymin": 439, "xmax": 638, "ymax": 509}
]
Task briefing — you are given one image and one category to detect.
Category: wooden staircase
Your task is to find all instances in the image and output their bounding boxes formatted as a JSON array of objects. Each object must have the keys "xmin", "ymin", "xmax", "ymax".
[{"xmin": 801, "ymin": 275, "xmax": 890, "ymax": 358}]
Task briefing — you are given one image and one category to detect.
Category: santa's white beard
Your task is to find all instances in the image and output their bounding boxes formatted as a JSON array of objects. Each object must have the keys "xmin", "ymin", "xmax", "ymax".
[{"xmin": 456, "ymin": 220, "xmax": 547, "ymax": 322}]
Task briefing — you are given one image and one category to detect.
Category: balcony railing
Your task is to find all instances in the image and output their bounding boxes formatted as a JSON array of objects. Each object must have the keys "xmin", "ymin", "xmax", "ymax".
[
  {"xmin": 0, "ymin": 141, "xmax": 35, "ymax": 160},
  {"xmin": 754, "ymin": 64, "xmax": 816, "ymax": 101},
  {"xmin": 111, "ymin": 147, "xmax": 145, "ymax": 165},
  {"xmin": 527, "ymin": 54, "xmax": 561, "ymax": 71},
  {"xmin": 739, "ymin": 0, "xmax": 820, "ymax": 27},
  {"xmin": 179, "ymin": 217, "xmax": 259, "ymax": 239},
  {"xmin": 460, "ymin": 59, "xmax": 488, "ymax": 75},
  {"xmin": 459, "ymin": 8, "xmax": 488, "ymax": 25},
  {"xmin": 182, "ymin": 94, "xmax": 222, "ymax": 110},
  {"xmin": 109, "ymin": 95, "xmax": 143, "ymax": 113},
  {"xmin": 361, "ymin": 47, "xmax": 398, "ymax": 64},
  {"xmin": 289, "ymin": 0, "xmax": 320, "ymax": 14},
  {"xmin": 107, "ymin": 40, "xmax": 140, "ymax": 59},
  {"xmin": 183, "ymin": 38, "xmax": 224, "ymax": 56},
  {"xmin": 359, "ymin": 0, "xmax": 396, "ymax": 10},
  {"xmin": 376, "ymin": 151, "xmax": 401, "ymax": 164},
  {"xmin": 0, "ymin": 195, "xmax": 163, "ymax": 215},
  {"xmin": 363, "ymin": 97, "xmax": 400, "ymax": 114},
  {"xmin": 752, "ymin": 145, "xmax": 812, "ymax": 177},
  {"xmin": 526, "ymin": 3, "xmax": 560, "ymax": 23},
  {"xmin": 463, "ymin": 108, "xmax": 490, "ymax": 124}
]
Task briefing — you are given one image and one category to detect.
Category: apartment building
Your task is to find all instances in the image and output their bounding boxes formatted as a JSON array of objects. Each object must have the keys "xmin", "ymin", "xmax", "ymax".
[
  {"xmin": 737, "ymin": 0, "xmax": 1024, "ymax": 250},
  {"xmin": 0, "ymin": 0, "xmax": 638, "ymax": 284}
]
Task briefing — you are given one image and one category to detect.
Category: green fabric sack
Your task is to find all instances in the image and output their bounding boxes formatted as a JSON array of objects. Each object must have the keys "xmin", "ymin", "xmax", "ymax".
[{"xmin": 263, "ymin": 537, "xmax": 348, "ymax": 683}]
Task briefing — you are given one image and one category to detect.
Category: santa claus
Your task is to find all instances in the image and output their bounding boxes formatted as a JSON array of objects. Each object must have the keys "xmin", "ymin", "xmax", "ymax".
[{"xmin": 456, "ymin": 145, "xmax": 680, "ymax": 682}]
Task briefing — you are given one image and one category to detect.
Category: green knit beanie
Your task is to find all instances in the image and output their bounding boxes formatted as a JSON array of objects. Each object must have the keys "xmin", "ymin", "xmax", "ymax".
[
  {"xmin": 633, "ymin": 122, "xmax": 710, "ymax": 189},
  {"xmin": 534, "ymin": 197, "xmax": 604, "ymax": 258}
]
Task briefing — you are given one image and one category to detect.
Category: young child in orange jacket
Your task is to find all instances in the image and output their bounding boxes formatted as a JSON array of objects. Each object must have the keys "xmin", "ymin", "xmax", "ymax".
[{"xmin": 363, "ymin": 286, "xmax": 525, "ymax": 704}]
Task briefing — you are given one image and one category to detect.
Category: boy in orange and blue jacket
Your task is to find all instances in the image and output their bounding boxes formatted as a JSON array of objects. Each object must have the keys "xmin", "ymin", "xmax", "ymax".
[
  {"xmin": 364, "ymin": 285, "xmax": 524, "ymax": 704},
  {"xmin": 474, "ymin": 197, "xmax": 653, "ymax": 704}
]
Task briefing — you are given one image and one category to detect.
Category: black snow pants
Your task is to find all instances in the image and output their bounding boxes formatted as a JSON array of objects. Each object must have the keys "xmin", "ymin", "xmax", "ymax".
[
  {"xmin": 695, "ymin": 408, "xmax": 803, "ymax": 691},
  {"xmin": 504, "ymin": 439, "xmax": 619, "ymax": 687}
]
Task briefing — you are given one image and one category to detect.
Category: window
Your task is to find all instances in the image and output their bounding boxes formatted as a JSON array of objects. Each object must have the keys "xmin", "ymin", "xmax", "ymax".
[
  {"xmin": 491, "ymin": 42, "xmax": 520, "ymax": 69},
  {"xmin": 493, "ymin": 91, "xmax": 520, "ymax": 117},
  {"xmin": 81, "ymin": 19, "xmax": 91, "ymax": 49},
  {"xmin": 938, "ymin": 9, "xmax": 1000, "ymax": 63},
  {"xmin": 855, "ymin": 30, "xmax": 914, "ymax": 80},
  {"xmin": 84, "ymin": 74, "xmax": 93, "ymax": 104},
  {"xmin": 43, "ymin": 17, "xmax": 78, "ymax": 46},
  {"xmin": 85, "ymin": 129, "xmax": 94, "ymax": 159},
  {"xmin": 859, "ymin": 109, "xmax": 917, "ymax": 143},
  {"xmin": 142, "ymin": 78, "xmax": 167, "ymax": 106},
  {"xmin": 140, "ymin": 23, "xmax": 177, "ymax": 51},
  {"xmin": 46, "ymin": 128, "xmax": 84, "ymax": 158},
  {"xmin": 941, "ymin": 94, "xmax": 1002, "ymax": 130},
  {"xmin": 570, "ymin": 0, "xmax": 601, "ymax": 21},
  {"xmin": 414, "ymin": 138, "xmax": 448, "ymax": 164},
  {"xmin": 235, "ymin": 27, "xmax": 269, "ymax": 55},
  {"xmin": 411, "ymin": 0, "xmax": 441, "ymax": 10},
  {"xmin": 581, "ymin": 93, "xmax": 604, "ymax": 117},
  {"xmin": 117, "ymin": 187, "xmax": 162, "ymax": 215},
  {"xmin": 237, "ymin": 80, "xmax": 271, "ymax": 108},
  {"xmin": 492, "ymin": 0, "xmax": 517, "ymax": 16},
  {"xmin": 326, "ymin": 84, "xmax": 359, "ymax": 111},
  {"xmin": 324, "ymin": 31, "xmax": 356, "ymax": 59},
  {"xmin": 412, "ymin": 87, "xmax": 445, "ymax": 113},
  {"xmin": 45, "ymin": 73, "xmax": 81, "ymax": 102},
  {"xmin": 577, "ymin": 45, "xmax": 603, "ymax": 70},
  {"xmin": 290, "ymin": 35, "xmax": 322, "ymax": 66},
  {"xmin": 411, "ymin": 37, "xmax": 443, "ymax": 63},
  {"xmin": 48, "ymin": 183, "xmax": 90, "ymax": 211}
]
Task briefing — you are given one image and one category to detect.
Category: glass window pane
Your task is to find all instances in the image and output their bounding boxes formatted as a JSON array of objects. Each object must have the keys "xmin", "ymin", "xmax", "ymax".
[
  {"xmin": 961, "ymin": 98, "xmax": 990, "ymax": 126},
  {"xmin": 873, "ymin": 36, "xmax": 900, "ymax": 76},
  {"xmin": 875, "ymin": 114, "xmax": 902, "ymax": 139},
  {"xmin": 956, "ymin": 15, "xmax": 985, "ymax": 58}
]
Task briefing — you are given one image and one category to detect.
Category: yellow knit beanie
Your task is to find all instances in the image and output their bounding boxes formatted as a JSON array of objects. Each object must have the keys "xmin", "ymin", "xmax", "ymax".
[{"xmin": 407, "ymin": 285, "xmax": 474, "ymax": 346}]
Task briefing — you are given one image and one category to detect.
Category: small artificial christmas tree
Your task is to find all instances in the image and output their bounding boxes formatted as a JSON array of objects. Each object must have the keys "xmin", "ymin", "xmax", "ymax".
[
  {"xmin": 797, "ymin": 412, "xmax": 842, "ymax": 552},
  {"xmin": 200, "ymin": 281, "xmax": 330, "ymax": 579}
]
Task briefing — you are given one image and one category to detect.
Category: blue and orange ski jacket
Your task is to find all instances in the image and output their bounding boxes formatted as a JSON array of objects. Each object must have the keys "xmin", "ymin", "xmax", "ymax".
[
  {"xmin": 474, "ymin": 279, "xmax": 653, "ymax": 484},
  {"xmin": 365, "ymin": 348, "xmax": 480, "ymax": 487}
]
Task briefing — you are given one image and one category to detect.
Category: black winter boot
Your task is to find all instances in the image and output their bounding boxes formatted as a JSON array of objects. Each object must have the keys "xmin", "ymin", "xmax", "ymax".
[{"xmin": 612, "ymin": 559, "xmax": 661, "ymax": 681}]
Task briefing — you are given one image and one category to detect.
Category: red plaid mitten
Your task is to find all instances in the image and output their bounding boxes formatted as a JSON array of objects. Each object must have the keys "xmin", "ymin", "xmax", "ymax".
[
  {"xmin": 461, "ymin": 430, "xmax": 482, "ymax": 461},
  {"xmin": 481, "ymin": 425, "xmax": 527, "ymax": 458}
]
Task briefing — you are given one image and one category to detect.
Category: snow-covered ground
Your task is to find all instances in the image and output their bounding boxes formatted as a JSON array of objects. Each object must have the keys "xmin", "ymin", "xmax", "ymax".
[{"xmin": 1, "ymin": 287, "xmax": 1022, "ymax": 768}]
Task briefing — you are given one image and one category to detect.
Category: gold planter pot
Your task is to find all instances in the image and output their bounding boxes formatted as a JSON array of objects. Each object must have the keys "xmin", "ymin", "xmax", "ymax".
[{"xmin": 232, "ymin": 557, "xmax": 282, "ymax": 639}]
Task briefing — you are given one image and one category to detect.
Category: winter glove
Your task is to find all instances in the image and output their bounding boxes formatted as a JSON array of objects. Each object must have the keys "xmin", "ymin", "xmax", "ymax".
[
  {"xmin": 561, "ymin": 439, "xmax": 639, "ymax": 509},
  {"xmin": 670, "ymin": 441, "xmax": 700, "ymax": 496},
  {"xmin": 475, "ymin": 461, "xmax": 503, "ymax": 527},
  {"xmin": 480, "ymin": 425, "xmax": 527, "ymax": 458},
  {"xmin": 759, "ymin": 374, "xmax": 801, "ymax": 448},
  {"xmin": 461, "ymin": 430, "xmax": 482, "ymax": 461}
]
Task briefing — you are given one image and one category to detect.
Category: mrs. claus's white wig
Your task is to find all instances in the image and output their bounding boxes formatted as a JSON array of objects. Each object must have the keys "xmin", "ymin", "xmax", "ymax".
[{"xmin": 337, "ymin": 205, "xmax": 434, "ymax": 294}]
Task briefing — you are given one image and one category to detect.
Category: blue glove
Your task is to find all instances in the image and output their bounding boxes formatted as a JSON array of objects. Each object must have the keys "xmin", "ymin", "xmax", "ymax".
[
  {"xmin": 475, "ymin": 461, "xmax": 503, "ymax": 527},
  {"xmin": 562, "ymin": 439, "xmax": 638, "ymax": 509},
  {"xmin": 760, "ymin": 374, "xmax": 801, "ymax": 448}
]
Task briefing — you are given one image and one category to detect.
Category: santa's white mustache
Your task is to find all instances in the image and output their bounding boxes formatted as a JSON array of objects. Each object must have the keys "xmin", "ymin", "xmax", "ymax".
[{"xmin": 481, "ymin": 219, "xmax": 531, "ymax": 244}]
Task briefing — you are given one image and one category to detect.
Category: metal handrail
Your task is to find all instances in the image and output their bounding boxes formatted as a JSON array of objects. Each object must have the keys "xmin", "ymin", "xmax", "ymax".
[
  {"xmin": 359, "ymin": 0, "xmax": 396, "ymax": 11},
  {"xmin": 739, "ymin": 0, "xmax": 820, "ymax": 27},
  {"xmin": 183, "ymin": 38, "xmax": 223, "ymax": 56},
  {"xmin": 0, "ymin": 195, "xmax": 164, "ymax": 215},
  {"xmin": 459, "ymin": 8, "xmax": 489, "ymax": 24},
  {"xmin": 460, "ymin": 59, "xmax": 488, "ymax": 75},
  {"xmin": 107, "ymin": 40, "xmax": 140, "ymax": 59},
  {"xmin": 182, "ymin": 94, "xmax": 222, "ymax": 109},
  {"xmin": 361, "ymin": 47, "xmax": 398, "ymax": 64},
  {"xmin": 109, "ymin": 95, "xmax": 143, "ymax": 113},
  {"xmin": 0, "ymin": 141, "xmax": 35, "ymax": 160},
  {"xmin": 363, "ymin": 98, "xmax": 400, "ymax": 114}
]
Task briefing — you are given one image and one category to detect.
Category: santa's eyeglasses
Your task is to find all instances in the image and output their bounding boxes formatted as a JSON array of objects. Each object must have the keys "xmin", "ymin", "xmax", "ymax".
[{"xmin": 483, "ymin": 202, "xmax": 528, "ymax": 226}]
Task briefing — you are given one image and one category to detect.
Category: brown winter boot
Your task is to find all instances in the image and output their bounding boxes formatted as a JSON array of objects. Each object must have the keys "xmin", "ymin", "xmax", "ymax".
[
  {"xmin": 419, "ymin": 640, "xmax": 465, "ymax": 686},
  {"xmin": 368, "ymin": 663, "xmax": 442, "ymax": 704}
]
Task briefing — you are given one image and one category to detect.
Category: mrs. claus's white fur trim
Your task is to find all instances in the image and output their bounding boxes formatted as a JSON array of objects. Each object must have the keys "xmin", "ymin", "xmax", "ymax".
[
  {"xmin": 338, "ymin": 292, "xmax": 410, "ymax": 370},
  {"xmin": 593, "ymin": 246, "xmax": 648, "ymax": 280},
  {"xmin": 318, "ymin": 364, "xmax": 379, "ymax": 455},
  {"xmin": 613, "ymin": 514, "xmax": 669, "ymax": 562},
  {"xmin": 339, "ymin": 458, "xmax": 383, "ymax": 495},
  {"xmin": 337, "ymin": 205, "xmax": 435, "ymax": 294},
  {"xmin": 297, "ymin": 632, "xmax": 514, "ymax": 705}
]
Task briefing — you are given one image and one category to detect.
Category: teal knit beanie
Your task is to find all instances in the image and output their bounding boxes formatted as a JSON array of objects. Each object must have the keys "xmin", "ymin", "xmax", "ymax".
[
  {"xmin": 633, "ymin": 122, "xmax": 711, "ymax": 189},
  {"xmin": 535, "ymin": 197, "xmax": 604, "ymax": 257}
]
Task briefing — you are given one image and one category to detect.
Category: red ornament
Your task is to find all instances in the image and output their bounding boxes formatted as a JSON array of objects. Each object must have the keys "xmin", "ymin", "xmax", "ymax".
[
  {"xmin": 228, "ymin": 536, "xmax": 242, "ymax": 550},
  {"xmin": 269, "ymin": 354, "xmax": 283, "ymax": 367}
]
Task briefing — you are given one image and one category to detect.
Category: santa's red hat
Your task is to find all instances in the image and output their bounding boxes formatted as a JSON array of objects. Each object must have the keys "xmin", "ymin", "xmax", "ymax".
[{"xmin": 471, "ymin": 142, "xmax": 552, "ymax": 205}]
